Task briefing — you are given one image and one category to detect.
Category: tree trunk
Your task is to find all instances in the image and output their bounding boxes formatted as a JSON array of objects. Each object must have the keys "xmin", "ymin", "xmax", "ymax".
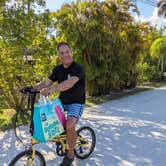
[
  {"xmin": 161, "ymin": 55, "xmax": 163, "ymax": 73},
  {"xmin": 158, "ymin": 56, "xmax": 161, "ymax": 70}
]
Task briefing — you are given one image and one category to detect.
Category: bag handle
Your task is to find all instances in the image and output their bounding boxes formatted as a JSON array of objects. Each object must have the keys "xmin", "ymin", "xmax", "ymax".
[
  {"xmin": 46, "ymin": 96, "xmax": 52, "ymax": 104},
  {"xmin": 38, "ymin": 94, "xmax": 52, "ymax": 105}
]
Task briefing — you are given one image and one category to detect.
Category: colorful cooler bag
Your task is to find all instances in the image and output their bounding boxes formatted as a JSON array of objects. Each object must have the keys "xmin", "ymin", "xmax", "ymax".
[{"xmin": 33, "ymin": 96, "xmax": 66, "ymax": 142}]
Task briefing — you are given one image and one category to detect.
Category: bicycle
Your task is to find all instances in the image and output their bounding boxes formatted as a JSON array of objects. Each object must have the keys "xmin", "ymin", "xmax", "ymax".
[{"xmin": 9, "ymin": 87, "xmax": 96, "ymax": 166}]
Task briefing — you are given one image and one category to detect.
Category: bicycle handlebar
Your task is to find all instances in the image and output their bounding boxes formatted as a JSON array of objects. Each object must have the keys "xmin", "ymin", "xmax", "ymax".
[{"xmin": 19, "ymin": 86, "xmax": 40, "ymax": 95}]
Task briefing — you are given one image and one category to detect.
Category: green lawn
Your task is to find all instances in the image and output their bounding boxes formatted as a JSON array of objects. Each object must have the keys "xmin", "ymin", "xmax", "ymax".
[{"xmin": 1, "ymin": 80, "xmax": 166, "ymax": 131}]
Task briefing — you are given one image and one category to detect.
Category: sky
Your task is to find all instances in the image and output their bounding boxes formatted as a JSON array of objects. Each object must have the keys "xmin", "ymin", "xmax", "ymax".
[{"xmin": 45, "ymin": 0, "xmax": 166, "ymax": 27}]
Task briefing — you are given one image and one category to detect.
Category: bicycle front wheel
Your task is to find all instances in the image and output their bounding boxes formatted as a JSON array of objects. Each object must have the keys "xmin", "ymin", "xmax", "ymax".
[
  {"xmin": 9, "ymin": 150, "xmax": 46, "ymax": 166},
  {"xmin": 75, "ymin": 126, "xmax": 96, "ymax": 159}
]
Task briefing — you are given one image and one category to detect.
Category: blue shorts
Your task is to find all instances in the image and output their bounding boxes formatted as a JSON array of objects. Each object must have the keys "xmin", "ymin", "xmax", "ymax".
[{"xmin": 63, "ymin": 103, "xmax": 85, "ymax": 122}]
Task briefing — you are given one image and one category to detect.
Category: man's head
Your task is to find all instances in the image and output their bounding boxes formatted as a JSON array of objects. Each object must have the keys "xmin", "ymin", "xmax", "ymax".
[{"xmin": 57, "ymin": 42, "xmax": 73, "ymax": 67}]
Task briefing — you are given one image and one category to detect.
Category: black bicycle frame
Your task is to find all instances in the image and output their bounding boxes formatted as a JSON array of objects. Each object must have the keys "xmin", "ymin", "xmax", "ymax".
[{"xmin": 29, "ymin": 92, "xmax": 37, "ymax": 136}]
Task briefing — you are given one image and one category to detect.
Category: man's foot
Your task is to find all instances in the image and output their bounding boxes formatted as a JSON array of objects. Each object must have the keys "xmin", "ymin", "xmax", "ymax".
[{"xmin": 59, "ymin": 155, "xmax": 74, "ymax": 166}]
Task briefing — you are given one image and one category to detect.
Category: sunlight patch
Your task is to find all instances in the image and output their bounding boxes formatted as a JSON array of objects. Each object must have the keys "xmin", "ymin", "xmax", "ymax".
[{"xmin": 119, "ymin": 160, "xmax": 136, "ymax": 166}]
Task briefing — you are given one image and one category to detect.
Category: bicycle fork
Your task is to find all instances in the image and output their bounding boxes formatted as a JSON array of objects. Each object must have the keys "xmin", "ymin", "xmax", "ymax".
[{"xmin": 26, "ymin": 139, "xmax": 36, "ymax": 166}]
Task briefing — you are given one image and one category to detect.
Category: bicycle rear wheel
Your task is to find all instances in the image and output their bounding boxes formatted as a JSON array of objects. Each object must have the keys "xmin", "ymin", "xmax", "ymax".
[
  {"xmin": 9, "ymin": 150, "xmax": 46, "ymax": 166},
  {"xmin": 75, "ymin": 126, "xmax": 96, "ymax": 159}
]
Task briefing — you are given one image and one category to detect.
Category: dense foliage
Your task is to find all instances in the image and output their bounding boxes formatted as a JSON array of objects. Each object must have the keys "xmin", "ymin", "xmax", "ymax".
[
  {"xmin": 0, "ymin": 0, "xmax": 166, "ymax": 109},
  {"xmin": 53, "ymin": 0, "xmax": 166, "ymax": 95},
  {"xmin": 0, "ymin": 0, "xmax": 56, "ymax": 109}
]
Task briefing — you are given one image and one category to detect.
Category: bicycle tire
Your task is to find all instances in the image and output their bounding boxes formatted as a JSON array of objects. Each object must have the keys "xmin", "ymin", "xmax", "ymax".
[
  {"xmin": 75, "ymin": 126, "xmax": 96, "ymax": 159},
  {"xmin": 9, "ymin": 149, "xmax": 46, "ymax": 166}
]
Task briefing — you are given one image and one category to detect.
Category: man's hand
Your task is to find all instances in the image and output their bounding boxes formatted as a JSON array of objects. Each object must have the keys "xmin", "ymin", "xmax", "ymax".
[
  {"xmin": 40, "ymin": 88, "xmax": 49, "ymax": 96},
  {"xmin": 40, "ymin": 86, "xmax": 55, "ymax": 96},
  {"xmin": 33, "ymin": 79, "xmax": 53, "ymax": 91}
]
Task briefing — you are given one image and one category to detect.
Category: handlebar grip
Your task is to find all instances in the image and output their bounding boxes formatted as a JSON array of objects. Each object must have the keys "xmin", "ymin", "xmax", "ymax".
[{"xmin": 19, "ymin": 86, "xmax": 40, "ymax": 94}]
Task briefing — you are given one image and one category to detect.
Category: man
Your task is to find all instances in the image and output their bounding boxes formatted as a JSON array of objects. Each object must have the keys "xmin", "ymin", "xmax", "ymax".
[{"xmin": 33, "ymin": 42, "xmax": 85, "ymax": 166}]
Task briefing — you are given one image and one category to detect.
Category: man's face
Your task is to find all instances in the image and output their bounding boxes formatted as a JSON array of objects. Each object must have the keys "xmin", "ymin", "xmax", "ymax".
[{"xmin": 58, "ymin": 45, "xmax": 73, "ymax": 66}]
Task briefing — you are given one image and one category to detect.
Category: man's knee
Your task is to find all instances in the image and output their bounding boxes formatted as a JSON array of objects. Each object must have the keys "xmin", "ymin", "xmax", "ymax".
[{"xmin": 66, "ymin": 117, "xmax": 77, "ymax": 131}]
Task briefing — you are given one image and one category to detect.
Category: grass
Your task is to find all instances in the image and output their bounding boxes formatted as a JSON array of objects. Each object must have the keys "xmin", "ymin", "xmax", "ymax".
[
  {"xmin": 86, "ymin": 87, "xmax": 149, "ymax": 107},
  {"xmin": 86, "ymin": 79, "xmax": 166, "ymax": 107},
  {"xmin": 1, "ymin": 79, "xmax": 166, "ymax": 131},
  {"xmin": 0, "ymin": 109, "xmax": 16, "ymax": 131}
]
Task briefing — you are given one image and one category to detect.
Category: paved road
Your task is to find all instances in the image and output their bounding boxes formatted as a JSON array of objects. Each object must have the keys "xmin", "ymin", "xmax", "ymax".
[{"xmin": 0, "ymin": 86, "xmax": 166, "ymax": 166}]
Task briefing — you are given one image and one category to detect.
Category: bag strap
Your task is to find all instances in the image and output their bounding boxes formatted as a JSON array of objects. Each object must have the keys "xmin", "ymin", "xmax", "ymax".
[{"xmin": 38, "ymin": 94, "xmax": 52, "ymax": 104}]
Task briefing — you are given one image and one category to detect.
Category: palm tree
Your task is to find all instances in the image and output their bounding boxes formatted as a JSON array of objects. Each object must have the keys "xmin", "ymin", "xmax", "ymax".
[
  {"xmin": 54, "ymin": 0, "xmax": 145, "ymax": 95},
  {"xmin": 157, "ymin": 0, "xmax": 166, "ymax": 17},
  {"xmin": 150, "ymin": 37, "xmax": 166, "ymax": 73}
]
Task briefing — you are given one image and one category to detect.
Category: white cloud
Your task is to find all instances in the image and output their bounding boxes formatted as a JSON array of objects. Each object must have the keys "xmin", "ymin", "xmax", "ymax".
[
  {"xmin": 133, "ymin": 15, "xmax": 148, "ymax": 24},
  {"xmin": 134, "ymin": 7, "xmax": 166, "ymax": 28},
  {"xmin": 148, "ymin": 8, "xmax": 166, "ymax": 27}
]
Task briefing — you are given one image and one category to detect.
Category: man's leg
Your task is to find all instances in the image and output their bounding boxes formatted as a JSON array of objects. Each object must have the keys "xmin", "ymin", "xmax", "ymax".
[
  {"xmin": 60, "ymin": 104, "xmax": 84, "ymax": 166},
  {"xmin": 66, "ymin": 116, "xmax": 77, "ymax": 158},
  {"xmin": 59, "ymin": 117, "xmax": 77, "ymax": 166}
]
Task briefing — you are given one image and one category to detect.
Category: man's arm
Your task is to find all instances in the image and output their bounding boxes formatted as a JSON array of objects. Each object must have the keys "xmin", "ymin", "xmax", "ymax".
[
  {"xmin": 33, "ymin": 79, "xmax": 53, "ymax": 91},
  {"xmin": 41, "ymin": 77, "xmax": 79, "ymax": 96},
  {"xmin": 53, "ymin": 76, "xmax": 79, "ymax": 92}
]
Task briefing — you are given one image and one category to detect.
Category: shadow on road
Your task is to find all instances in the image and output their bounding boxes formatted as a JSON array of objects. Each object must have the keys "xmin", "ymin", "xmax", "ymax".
[{"xmin": 0, "ymin": 87, "xmax": 166, "ymax": 166}]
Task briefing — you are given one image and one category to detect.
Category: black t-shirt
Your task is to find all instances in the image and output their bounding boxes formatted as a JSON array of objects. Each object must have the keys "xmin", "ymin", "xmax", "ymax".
[{"xmin": 49, "ymin": 61, "xmax": 85, "ymax": 104}]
